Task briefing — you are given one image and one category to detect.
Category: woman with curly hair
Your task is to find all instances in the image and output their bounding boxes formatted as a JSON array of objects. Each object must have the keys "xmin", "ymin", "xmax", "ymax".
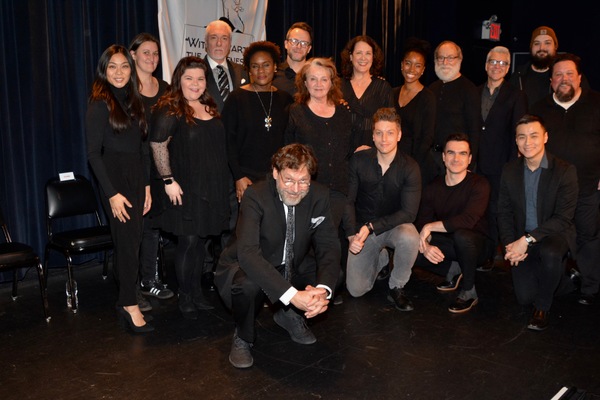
[
  {"xmin": 222, "ymin": 41, "xmax": 294, "ymax": 206},
  {"xmin": 149, "ymin": 56, "xmax": 230, "ymax": 320},
  {"xmin": 340, "ymin": 35, "xmax": 394, "ymax": 151}
]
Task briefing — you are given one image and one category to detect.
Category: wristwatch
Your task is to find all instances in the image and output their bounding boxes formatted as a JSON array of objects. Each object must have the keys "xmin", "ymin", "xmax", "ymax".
[
  {"xmin": 365, "ymin": 222, "xmax": 374, "ymax": 234},
  {"xmin": 163, "ymin": 178, "xmax": 174, "ymax": 185},
  {"xmin": 525, "ymin": 234, "xmax": 535, "ymax": 246}
]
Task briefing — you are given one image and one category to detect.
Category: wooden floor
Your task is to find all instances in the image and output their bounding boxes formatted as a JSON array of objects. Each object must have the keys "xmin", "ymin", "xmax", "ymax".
[{"xmin": 1, "ymin": 247, "xmax": 599, "ymax": 400}]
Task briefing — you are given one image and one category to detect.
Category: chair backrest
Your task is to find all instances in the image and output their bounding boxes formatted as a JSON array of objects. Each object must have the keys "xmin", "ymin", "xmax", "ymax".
[
  {"xmin": 0, "ymin": 203, "xmax": 12, "ymax": 243},
  {"xmin": 45, "ymin": 175, "xmax": 101, "ymax": 219}
]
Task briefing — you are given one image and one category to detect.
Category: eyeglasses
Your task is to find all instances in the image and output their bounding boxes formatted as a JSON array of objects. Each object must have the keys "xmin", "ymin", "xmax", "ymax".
[
  {"xmin": 435, "ymin": 55, "xmax": 460, "ymax": 63},
  {"xmin": 282, "ymin": 178, "xmax": 311, "ymax": 188},
  {"xmin": 487, "ymin": 59, "xmax": 510, "ymax": 67},
  {"xmin": 286, "ymin": 38, "xmax": 311, "ymax": 48}
]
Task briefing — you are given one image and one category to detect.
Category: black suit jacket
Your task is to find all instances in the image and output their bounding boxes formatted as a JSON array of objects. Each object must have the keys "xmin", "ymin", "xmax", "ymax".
[
  {"xmin": 204, "ymin": 56, "xmax": 248, "ymax": 112},
  {"xmin": 215, "ymin": 176, "xmax": 341, "ymax": 307},
  {"xmin": 477, "ymin": 81, "xmax": 528, "ymax": 175},
  {"xmin": 497, "ymin": 152, "xmax": 578, "ymax": 257}
]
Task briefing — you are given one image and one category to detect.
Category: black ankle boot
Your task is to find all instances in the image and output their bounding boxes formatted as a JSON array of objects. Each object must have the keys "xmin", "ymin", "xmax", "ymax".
[{"xmin": 178, "ymin": 292, "xmax": 198, "ymax": 320}]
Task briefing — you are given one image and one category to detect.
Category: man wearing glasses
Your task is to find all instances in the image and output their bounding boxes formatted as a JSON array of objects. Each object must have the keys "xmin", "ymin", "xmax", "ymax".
[
  {"xmin": 215, "ymin": 143, "xmax": 340, "ymax": 368},
  {"xmin": 476, "ymin": 46, "xmax": 528, "ymax": 271},
  {"xmin": 273, "ymin": 22, "xmax": 313, "ymax": 95},
  {"xmin": 428, "ymin": 41, "xmax": 480, "ymax": 177}
]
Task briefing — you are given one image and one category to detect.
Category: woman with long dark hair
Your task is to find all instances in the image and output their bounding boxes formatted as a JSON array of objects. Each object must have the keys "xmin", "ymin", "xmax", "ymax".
[
  {"xmin": 86, "ymin": 44, "xmax": 153, "ymax": 333},
  {"xmin": 128, "ymin": 32, "xmax": 174, "ymax": 306},
  {"xmin": 150, "ymin": 57, "xmax": 230, "ymax": 320}
]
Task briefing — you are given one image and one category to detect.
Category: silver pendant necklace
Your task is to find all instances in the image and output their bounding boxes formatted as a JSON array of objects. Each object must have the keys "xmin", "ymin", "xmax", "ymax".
[{"xmin": 252, "ymin": 84, "xmax": 273, "ymax": 131}]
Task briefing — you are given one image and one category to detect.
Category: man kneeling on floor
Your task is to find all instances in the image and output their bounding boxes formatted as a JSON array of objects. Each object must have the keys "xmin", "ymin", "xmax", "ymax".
[
  {"xmin": 414, "ymin": 133, "xmax": 491, "ymax": 313},
  {"xmin": 497, "ymin": 114, "xmax": 578, "ymax": 331},
  {"xmin": 345, "ymin": 108, "xmax": 421, "ymax": 311},
  {"xmin": 215, "ymin": 143, "xmax": 340, "ymax": 368}
]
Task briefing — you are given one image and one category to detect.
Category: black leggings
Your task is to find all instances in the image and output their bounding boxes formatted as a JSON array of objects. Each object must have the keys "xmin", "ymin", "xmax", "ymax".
[{"xmin": 175, "ymin": 235, "xmax": 207, "ymax": 295}]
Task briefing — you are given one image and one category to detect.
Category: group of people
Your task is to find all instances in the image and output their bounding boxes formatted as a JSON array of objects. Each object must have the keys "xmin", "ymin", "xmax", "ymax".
[{"xmin": 84, "ymin": 20, "xmax": 599, "ymax": 369}]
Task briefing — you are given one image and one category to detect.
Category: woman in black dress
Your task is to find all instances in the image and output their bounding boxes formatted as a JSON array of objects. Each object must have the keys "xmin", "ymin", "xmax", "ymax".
[
  {"xmin": 86, "ymin": 45, "xmax": 153, "ymax": 333},
  {"xmin": 222, "ymin": 41, "xmax": 294, "ymax": 205},
  {"xmin": 340, "ymin": 35, "xmax": 394, "ymax": 151},
  {"xmin": 392, "ymin": 38, "xmax": 437, "ymax": 184},
  {"xmin": 128, "ymin": 32, "xmax": 174, "ymax": 305},
  {"xmin": 150, "ymin": 57, "xmax": 230, "ymax": 320}
]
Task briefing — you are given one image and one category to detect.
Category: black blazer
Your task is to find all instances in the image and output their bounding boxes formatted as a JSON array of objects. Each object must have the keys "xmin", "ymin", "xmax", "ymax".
[
  {"xmin": 497, "ymin": 152, "xmax": 578, "ymax": 257},
  {"xmin": 204, "ymin": 57, "xmax": 248, "ymax": 112},
  {"xmin": 477, "ymin": 81, "xmax": 528, "ymax": 175},
  {"xmin": 215, "ymin": 177, "xmax": 341, "ymax": 307}
]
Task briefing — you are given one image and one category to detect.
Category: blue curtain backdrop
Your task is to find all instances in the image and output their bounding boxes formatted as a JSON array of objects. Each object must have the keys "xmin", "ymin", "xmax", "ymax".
[{"xmin": 1, "ymin": 0, "xmax": 598, "ymax": 282}]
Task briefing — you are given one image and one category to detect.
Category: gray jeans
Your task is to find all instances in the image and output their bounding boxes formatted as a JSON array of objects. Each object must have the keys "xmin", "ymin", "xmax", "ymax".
[{"xmin": 346, "ymin": 223, "xmax": 419, "ymax": 297}]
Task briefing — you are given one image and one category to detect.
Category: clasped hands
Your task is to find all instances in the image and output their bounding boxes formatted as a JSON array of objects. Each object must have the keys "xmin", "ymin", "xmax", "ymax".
[
  {"xmin": 290, "ymin": 285, "xmax": 329, "ymax": 318},
  {"xmin": 504, "ymin": 236, "xmax": 529, "ymax": 267}
]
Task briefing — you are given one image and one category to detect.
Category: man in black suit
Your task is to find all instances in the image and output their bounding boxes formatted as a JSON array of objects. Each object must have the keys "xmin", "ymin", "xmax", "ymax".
[
  {"xmin": 498, "ymin": 114, "xmax": 578, "ymax": 331},
  {"xmin": 204, "ymin": 19, "xmax": 247, "ymax": 113},
  {"xmin": 202, "ymin": 19, "xmax": 248, "ymax": 290},
  {"xmin": 477, "ymin": 46, "xmax": 528, "ymax": 270},
  {"xmin": 215, "ymin": 143, "xmax": 341, "ymax": 368}
]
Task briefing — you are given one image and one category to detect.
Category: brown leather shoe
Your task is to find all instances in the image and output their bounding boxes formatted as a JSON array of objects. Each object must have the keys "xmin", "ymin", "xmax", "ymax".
[
  {"xmin": 437, "ymin": 273, "xmax": 462, "ymax": 292},
  {"xmin": 527, "ymin": 308, "xmax": 549, "ymax": 331},
  {"xmin": 448, "ymin": 296, "xmax": 478, "ymax": 313}
]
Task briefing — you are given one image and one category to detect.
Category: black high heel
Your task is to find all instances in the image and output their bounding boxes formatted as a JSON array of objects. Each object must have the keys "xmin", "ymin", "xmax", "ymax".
[{"xmin": 116, "ymin": 306, "xmax": 154, "ymax": 333}]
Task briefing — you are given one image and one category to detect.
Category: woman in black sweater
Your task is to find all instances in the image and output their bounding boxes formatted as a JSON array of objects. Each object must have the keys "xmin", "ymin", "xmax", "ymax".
[{"xmin": 85, "ymin": 45, "xmax": 153, "ymax": 333}]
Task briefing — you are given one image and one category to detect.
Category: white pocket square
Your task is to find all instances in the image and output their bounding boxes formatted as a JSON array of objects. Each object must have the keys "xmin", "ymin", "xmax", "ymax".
[{"xmin": 310, "ymin": 216, "xmax": 325, "ymax": 229}]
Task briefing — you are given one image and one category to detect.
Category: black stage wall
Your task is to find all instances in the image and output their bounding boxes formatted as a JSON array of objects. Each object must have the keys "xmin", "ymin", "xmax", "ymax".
[{"xmin": 1, "ymin": 0, "xmax": 597, "ymax": 280}]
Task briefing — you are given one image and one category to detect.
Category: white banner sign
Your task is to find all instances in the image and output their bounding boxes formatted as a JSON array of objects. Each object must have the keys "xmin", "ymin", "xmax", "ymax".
[{"xmin": 157, "ymin": 0, "xmax": 268, "ymax": 83}]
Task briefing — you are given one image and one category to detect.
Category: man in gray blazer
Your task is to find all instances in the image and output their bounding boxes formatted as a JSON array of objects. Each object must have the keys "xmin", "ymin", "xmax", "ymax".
[
  {"xmin": 498, "ymin": 114, "xmax": 578, "ymax": 331},
  {"xmin": 204, "ymin": 19, "xmax": 248, "ymax": 112},
  {"xmin": 216, "ymin": 143, "xmax": 340, "ymax": 368}
]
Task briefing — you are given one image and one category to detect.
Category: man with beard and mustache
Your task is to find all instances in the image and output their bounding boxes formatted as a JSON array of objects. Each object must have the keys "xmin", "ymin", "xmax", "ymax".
[
  {"xmin": 531, "ymin": 53, "xmax": 600, "ymax": 307},
  {"xmin": 428, "ymin": 41, "xmax": 480, "ymax": 178},
  {"xmin": 510, "ymin": 26, "xmax": 589, "ymax": 108},
  {"xmin": 272, "ymin": 22, "xmax": 312, "ymax": 96},
  {"xmin": 215, "ymin": 143, "xmax": 340, "ymax": 368}
]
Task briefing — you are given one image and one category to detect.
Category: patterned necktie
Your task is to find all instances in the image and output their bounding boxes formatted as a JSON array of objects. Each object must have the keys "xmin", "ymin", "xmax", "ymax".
[
  {"xmin": 284, "ymin": 205, "xmax": 295, "ymax": 282},
  {"xmin": 216, "ymin": 65, "xmax": 230, "ymax": 101}
]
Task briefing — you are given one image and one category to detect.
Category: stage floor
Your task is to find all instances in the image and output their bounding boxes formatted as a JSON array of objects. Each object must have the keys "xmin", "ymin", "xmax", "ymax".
[{"xmin": 1, "ymin": 247, "xmax": 598, "ymax": 400}]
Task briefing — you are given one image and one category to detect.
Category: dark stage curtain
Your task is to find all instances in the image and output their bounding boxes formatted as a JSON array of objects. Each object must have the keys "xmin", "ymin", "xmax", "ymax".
[
  {"xmin": 0, "ymin": 0, "xmax": 424, "ymax": 283},
  {"xmin": 2, "ymin": 0, "xmax": 598, "ymax": 283},
  {"xmin": 0, "ymin": 0, "xmax": 160, "ymax": 281}
]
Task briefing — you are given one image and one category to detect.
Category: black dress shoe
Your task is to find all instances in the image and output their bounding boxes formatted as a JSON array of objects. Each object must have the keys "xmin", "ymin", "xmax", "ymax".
[
  {"xmin": 273, "ymin": 308, "xmax": 316, "ymax": 344},
  {"xmin": 437, "ymin": 273, "xmax": 462, "ymax": 292},
  {"xmin": 527, "ymin": 308, "xmax": 549, "ymax": 331},
  {"xmin": 578, "ymin": 294, "xmax": 594, "ymax": 306},
  {"xmin": 448, "ymin": 296, "xmax": 478, "ymax": 313},
  {"xmin": 387, "ymin": 287, "xmax": 414, "ymax": 311}
]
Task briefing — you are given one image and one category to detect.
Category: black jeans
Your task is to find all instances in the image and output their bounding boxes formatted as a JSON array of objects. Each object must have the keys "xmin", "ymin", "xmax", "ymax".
[
  {"xmin": 511, "ymin": 234, "xmax": 573, "ymax": 311},
  {"xmin": 415, "ymin": 229, "xmax": 489, "ymax": 291}
]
